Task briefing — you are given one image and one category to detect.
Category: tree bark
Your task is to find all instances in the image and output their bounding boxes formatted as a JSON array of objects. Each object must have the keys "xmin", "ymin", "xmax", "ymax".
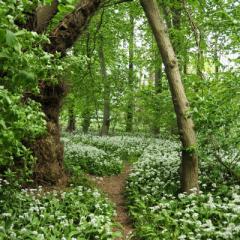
[
  {"xmin": 152, "ymin": 51, "xmax": 162, "ymax": 135},
  {"xmin": 25, "ymin": 0, "xmax": 102, "ymax": 185},
  {"xmin": 66, "ymin": 105, "xmax": 76, "ymax": 132},
  {"xmin": 99, "ymin": 36, "xmax": 111, "ymax": 136},
  {"xmin": 171, "ymin": 3, "xmax": 182, "ymax": 55},
  {"xmin": 28, "ymin": 82, "xmax": 67, "ymax": 185},
  {"xmin": 36, "ymin": 0, "xmax": 59, "ymax": 33},
  {"xmin": 17, "ymin": 0, "xmax": 58, "ymax": 32},
  {"xmin": 182, "ymin": 0, "xmax": 204, "ymax": 79},
  {"xmin": 45, "ymin": 0, "xmax": 102, "ymax": 55},
  {"xmin": 82, "ymin": 107, "xmax": 91, "ymax": 134},
  {"xmin": 214, "ymin": 36, "xmax": 219, "ymax": 77},
  {"xmin": 140, "ymin": 0, "xmax": 199, "ymax": 193},
  {"xmin": 126, "ymin": 12, "xmax": 134, "ymax": 132}
]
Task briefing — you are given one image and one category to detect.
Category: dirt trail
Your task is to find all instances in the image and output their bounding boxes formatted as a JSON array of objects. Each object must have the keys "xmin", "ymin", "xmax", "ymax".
[{"xmin": 89, "ymin": 164, "xmax": 133, "ymax": 239}]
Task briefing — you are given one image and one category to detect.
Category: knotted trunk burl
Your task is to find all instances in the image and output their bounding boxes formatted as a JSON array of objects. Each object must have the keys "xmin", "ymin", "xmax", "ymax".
[{"xmin": 28, "ymin": 82, "xmax": 66, "ymax": 185}]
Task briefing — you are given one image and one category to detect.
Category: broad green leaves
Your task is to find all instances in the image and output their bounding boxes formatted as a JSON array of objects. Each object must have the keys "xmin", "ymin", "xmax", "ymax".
[
  {"xmin": 0, "ymin": 87, "xmax": 46, "ymax": 169},
  {"xmin": 0, "ymin": 1, "xmax": 56, "ymax": 174}
]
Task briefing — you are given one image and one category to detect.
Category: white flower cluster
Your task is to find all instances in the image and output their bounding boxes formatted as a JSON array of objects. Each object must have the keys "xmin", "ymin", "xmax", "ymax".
[
  {"xmin": 0, "ymin": 185, "xmax": 119, "ymax": 239},
  {"xmin": 65, "ymin": 142, "xmax": 123, "ymax": 175},
  {"xmin": 127, "ymin": 138, "xmax": 180, "ymax": 199},
  {"xmin": 126, "ymin": 138, "xmax": 240, "ymax": 239},
  {"xmin": 77, "ymin": 134, "xmax": 151, "ymax": 157}
]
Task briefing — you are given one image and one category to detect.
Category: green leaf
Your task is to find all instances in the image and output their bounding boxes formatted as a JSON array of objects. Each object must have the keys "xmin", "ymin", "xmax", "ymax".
[
  {"xmin": 5, "ymin": 30, "xmax": 17, "ymax": 47},
  {"xmin": 14, "ymin": 70, "xmax": 35, "ymax": 84},
  {"xmin": 0, "ymin": 119, "xmax": 6, "ymax": 129}
]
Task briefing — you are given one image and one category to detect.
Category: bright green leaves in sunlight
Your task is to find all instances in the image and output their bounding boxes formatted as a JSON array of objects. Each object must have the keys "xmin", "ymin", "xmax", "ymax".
[
  {"xmin": 0, "ymin": 87, "xmax": 46, "ymax": 169},
  {"xmin": 0, "ymin": 0, "xmax": 57, "ymax": 174},
  {"xmin": 5, "ymin": 30, "xmax": 20, "ymax": 51}
]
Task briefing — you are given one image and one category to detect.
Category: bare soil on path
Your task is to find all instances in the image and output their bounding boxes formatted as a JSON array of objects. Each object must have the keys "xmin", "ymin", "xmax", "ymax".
[{"xmin": 88, "ymin": 164, "xmax": 133, "ymax": 239}]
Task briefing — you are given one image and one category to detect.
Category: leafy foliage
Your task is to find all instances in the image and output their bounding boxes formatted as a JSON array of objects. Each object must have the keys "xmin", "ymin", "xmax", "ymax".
[
  {"xmin": 64, "ymin": 140, "xmax": 123, "ymax": 176},
  {"xmin": 126, "ymin": 138, "xmax": 240, "ymax": 239},
  {"xmin": 0, "ymin": 0, "xmax": 239, "ymax": 239},
  {"xmin": 0, "ymin": 178, "xmax": 121, "ymax": 239},
  {"xmin": 0, "ymin": 87, "xmax": 46, "ymax": 174},
  {"xmin": 0, "ymin": 0, "xmax": 65, "ymax": 174}
]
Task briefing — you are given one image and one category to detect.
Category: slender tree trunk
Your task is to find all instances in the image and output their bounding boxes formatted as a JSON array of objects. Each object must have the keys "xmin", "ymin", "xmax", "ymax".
[
  {"xmin": 152, "ymin": 52, "xmax": 163, "ymax": 135},
  {"xmin": 126, "ymin": 12, "xmax": 134, "ymax": 132},
  {"xmin": 196, "ymin": 40, "xmax": 204, "ymax": 79},
  {"xmin": 171, "ymin": 2, "xmax": 186, "ymax": 74},
  {"xmin": 66, "ymin": 105, "xmax": 76, "ymax": 132},
  {"xmin": 182, "ymin": 0, "xmax": 204, "ymax": 79},
  {"xmin": 214, "ymin": 36, "xmax": 219, "ymax": 77},
  {"xmin": 25, "ymin": 0, "xmax": 102, "ymax": 184},
  {"xmin": 140, "ymin": 0, "xmax": 199, "ymax": 193},
  {"xmin": 183, "ymin": 60, "xmax": 188, "ymax": 75},
  {"xmin": 99, "ymin": 37, "xmax": 111, "ymax": 136},
  {"xmin": 162, "ymin": 4, "xmax": 172, "ymax": 29},
  {"xmin": 171, "ymin": 4, "xmax": 182, "ymax": 54},
  {"xmin": 82, "ymin": 107, "xmax": 91, "ymax": 134}
]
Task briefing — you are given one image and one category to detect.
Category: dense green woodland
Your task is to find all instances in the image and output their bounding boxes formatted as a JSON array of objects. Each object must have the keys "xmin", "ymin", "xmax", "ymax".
[{"xmin": 0, "ymin": 0, "xmax": 239, "ymax": 239}]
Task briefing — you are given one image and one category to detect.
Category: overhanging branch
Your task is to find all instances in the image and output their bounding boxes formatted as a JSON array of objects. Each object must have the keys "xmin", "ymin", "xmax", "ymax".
[{"xmin": 102, "ymin": 0, "xmax": 133, "ymax": 8}]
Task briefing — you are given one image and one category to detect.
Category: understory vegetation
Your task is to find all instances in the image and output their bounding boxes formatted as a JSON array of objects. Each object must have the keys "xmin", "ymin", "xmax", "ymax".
[
  {"xmin": 63, "ymin": 133, "xmax": 240, "ymax": 239},
  {"xmin": 0, "ymin": 179, "xmax": 120, "ymax": 239},
  {"xmin": 126, "ymin": 138, "xmax": 240, "ymax": 239},
  {"xmin": 3, "ymin": 133, "xmax": 239, "ymax": 239},
  {"xmin": 1, "ymin": 0, "xmax": 239, "ymax": 239}
]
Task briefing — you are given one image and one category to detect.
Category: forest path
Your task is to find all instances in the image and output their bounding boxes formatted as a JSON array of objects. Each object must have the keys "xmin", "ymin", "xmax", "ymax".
[{"xmin": 88, "ymin": 164, "xmax": 133, "ymax": 239}]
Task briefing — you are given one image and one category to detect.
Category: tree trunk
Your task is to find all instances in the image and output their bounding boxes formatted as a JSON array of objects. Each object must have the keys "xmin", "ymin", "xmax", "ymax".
[
  {"xmin": 140, "ymin": 0, "xmax": 199, "ymax": 193},
  {"xmin": 152, "ymin": 51, "xmax": 162, "ymax": 135},
  {"xmin": 99, "ymin": 36, "xmax": 111, "ymax": 136},
  {"xmin": 66, "ymin": 105, "xmax": 76, "ymax": 132},
  {"xmin": 183, "ymin": 60, "xmax": 188, "ymax": 75},
  {"xmin": 171, "ymin": 3, "xmax": 182, "ymax": 54},
  {"xmin": 126, "ymin": 12, "xmax": 134, "ymax": 132},
  {"xmin": 25, "ymin": 0, "xmax": 102, "ymax": 184},
  {"xmin": 29, "ymin": 82, "xmax": 67, "ymax": 185},
  {"xmin": 82, "ymin": 107, "xmax": 91, "ymax": 134},
  {"xmin": 214, "ymin": 36, "xmax": 219, "ymax": 77},
  {"xmin": 182, "ymin": 0, "xmax": 204, "ymax": 79},
  {"xmin": 196, "ymin": 41, "xmax": 204, "ymax": 79}
]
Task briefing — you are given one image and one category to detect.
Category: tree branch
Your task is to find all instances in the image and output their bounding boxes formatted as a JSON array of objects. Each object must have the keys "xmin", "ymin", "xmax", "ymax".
[
  {"xmin": 45, "ymin": 0, "xmax": 102, "ymax": 55},
  {"xmin": 102, "ymin": 0, "xmax": 133, "ymax": 8},
  {"xmin": 214, "ymin": 152, "xmax": 240, "ymax": 183}
]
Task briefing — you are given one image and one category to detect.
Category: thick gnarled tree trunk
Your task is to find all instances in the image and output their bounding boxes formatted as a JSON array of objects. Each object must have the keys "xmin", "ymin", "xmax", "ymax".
[
  {"xmin": 140, "ymin": 0, "xmax": 199, "ymax": 193},
  {"xmin": 29, "ymin": 82, "xmax": 66, "ymax": 185},
  {"xmin": 26, "ymin": 0, "xmax": 102, "ymax": 184}
]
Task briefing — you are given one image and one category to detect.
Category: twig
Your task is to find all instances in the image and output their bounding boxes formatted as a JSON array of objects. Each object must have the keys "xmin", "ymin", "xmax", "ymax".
[
  {"xmin": 102, "ymin": 0, "xmax": 133, "ymax": 8},
  {"xmin": 214, "ymin": 152, "xmax": 240, "ymax": 182}
]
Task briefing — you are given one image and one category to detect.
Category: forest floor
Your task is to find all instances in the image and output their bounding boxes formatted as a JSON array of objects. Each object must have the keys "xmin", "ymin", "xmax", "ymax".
[{"xmin": 88, "ymin": 164, "xmax": 133, "ymax": 239}]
